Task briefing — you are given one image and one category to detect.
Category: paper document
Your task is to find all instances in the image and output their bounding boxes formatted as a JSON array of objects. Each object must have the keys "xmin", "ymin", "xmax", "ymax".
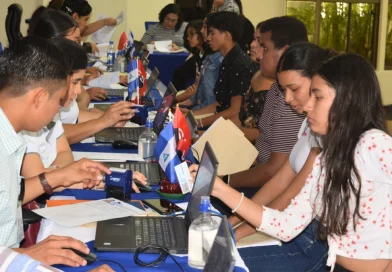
[
  {"xmin": 92, "ymin": 12, "xmax": 124, "ymax": 44},
  {"xmin": 94, "ymin": 43, "xmax": 109, "ymax": 57},
  {"xmin": 93, "ymin": 61, "xmax": 107, "ymax": 71},
  {"xmin": 72, "ymin": 151, "xmax": 144, "ymax": 162},
  {"xmin": 88, "ymin": 72, "xmax": 120, "ymax": 88},
  {"xmin": 236, "ymin": 232, "xmax": 281, "ymax": 248},
  {"xmin": 34, "ymin": 198, "xmax": 146, "ymax": 227}
]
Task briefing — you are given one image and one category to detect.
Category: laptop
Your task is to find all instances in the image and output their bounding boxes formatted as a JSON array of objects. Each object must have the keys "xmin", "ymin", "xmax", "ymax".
[
  {"xmin": 95, "ymin": 82, "xmax": 177, "ymax": 143},
  {"xmin": 103, "ymin": 161, "xmax": 166, "ymax": 186},
  {"xmin": 104, "ymin": 67, "xmax": 159, "ymax": 98},
  {"xmin": 204, "ymin": 216, "xmax": 236, "ymax": 272},
  {"xmin": 94, "ymin": 141, "xmax": 219, "ymax": 253}
]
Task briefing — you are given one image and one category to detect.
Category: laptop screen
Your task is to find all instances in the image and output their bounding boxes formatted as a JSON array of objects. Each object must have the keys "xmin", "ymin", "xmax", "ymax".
[
  {"xmin": 144, "ymin": 67, "xmax": 159, "ymax": 97},
  {"xmin": 204, "ymin": 216, "xmax": 236, "ymax": 272},
  {"xmin": 185, "ymin": 142, "xmax": 218, "ymax": 229},
  {"xmin": 153, "ymin": 83, "xmax": 176, "ymax": 134}
]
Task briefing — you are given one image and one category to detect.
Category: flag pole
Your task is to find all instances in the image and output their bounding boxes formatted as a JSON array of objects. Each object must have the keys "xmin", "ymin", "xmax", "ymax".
[{"xmin": 136, "ymin": 57, "xmax": 140, "ymax": 104}]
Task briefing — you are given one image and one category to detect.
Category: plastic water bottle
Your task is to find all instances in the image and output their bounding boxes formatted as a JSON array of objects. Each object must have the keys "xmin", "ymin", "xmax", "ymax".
[
  {"xmin": 138, "ymin": 118, "xmax": 157, "ymax": 161},
  {"xmin": 107, "ymin": 41, "xmax": 115, "ymax": 72},
  {"xmin": 188, "ymin": 196, "xmax": 219, "ymax": 269}
]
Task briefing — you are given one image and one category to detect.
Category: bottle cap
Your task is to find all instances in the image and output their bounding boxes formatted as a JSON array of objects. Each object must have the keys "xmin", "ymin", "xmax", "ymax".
[
  {"xmin": 110, "ymin": 41, "xmax": 114, "ymax": 45},
  {"xmin": 145, "ymin": 118, "xmax": 153, "ymax": 128},
  {"xmin": 199, "ymin": 196, "xmax": 211, "ymax": 213}
]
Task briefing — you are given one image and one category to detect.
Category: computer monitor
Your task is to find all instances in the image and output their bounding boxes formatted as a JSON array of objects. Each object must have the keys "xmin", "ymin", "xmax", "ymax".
[
  {"xmin": 184, "ymin": 142, "xmax": 219, "ymax": 229},
  {"xmin": 204, "ymin": 216, "xmax": 236, "ymax": 272}
]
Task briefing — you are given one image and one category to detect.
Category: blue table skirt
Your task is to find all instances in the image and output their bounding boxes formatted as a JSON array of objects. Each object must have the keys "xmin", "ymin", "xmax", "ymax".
[
  {"xmin": 148, "ymin": 52, "xmax": 189, "ymax": 86},
  {"xmin": 71, "ymin": 143, "xmax": 138, "ymax": 154},
  {"xmin": 53, "ymin": 189, "xmax": 246, "ymax": 272}
]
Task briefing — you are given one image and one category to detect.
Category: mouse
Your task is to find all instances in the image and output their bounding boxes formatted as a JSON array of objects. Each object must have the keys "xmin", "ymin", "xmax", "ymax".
[
  {"xmin": 112, "ymin": 140, "xmax": 138, "ymax": 149},
  {"xmin": 64, "ymin": 248, "xmax": 97, "ymax": 265}
]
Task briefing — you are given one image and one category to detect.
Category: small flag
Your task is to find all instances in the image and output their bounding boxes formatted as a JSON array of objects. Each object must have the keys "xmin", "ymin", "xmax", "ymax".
[
  {"xmin": 154, "ymin": 122, "xmax": 182, "ymax": 183},
  {"xmin": 173, "ymin": 106, "xmax": 191, "ymax": 161},
  {"xmin": 127, "ymin": 59, "xmax": 138, "ymax": 102},
  {"xmin": 137, "ymin": 59, "xmax": 147, "ymax": 97},
  {"xmin": 128, "ymin": 31, "xmax": 135, "ymax": 59},
  {"xmin": 118, "ymin": 31, "xmax": 128, "ymax": 51}
]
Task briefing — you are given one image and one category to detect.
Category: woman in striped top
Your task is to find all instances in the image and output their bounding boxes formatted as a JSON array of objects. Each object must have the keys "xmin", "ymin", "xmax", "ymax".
[{"xmin": 141, "ymin": 4, "xmax": 188, "ymax": 47}]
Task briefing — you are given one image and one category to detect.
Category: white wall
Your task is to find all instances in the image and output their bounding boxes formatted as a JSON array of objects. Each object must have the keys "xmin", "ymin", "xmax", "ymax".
[{"xmin": 242, "ymin": 0, "xmax": 286, "ymax": 27}]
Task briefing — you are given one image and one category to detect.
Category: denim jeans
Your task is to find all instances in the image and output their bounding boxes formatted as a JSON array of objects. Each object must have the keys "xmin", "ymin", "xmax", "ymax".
[{"xmin": 239, "ymin": 220, "xmax": 328, "ymax": 272}]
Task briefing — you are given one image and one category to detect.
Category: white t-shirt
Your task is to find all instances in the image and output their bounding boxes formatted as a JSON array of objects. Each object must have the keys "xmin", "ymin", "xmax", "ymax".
[
  {"xmin": 289, "ymin": 118, "xmax": 319, "ymax": 173},
  {"xmin": 21, "ymin": 119, "xmax": 64, "ymax": 168},
  {"xmin": 59, "ymin": 100, "xmax": 79, "ymax": 124}
]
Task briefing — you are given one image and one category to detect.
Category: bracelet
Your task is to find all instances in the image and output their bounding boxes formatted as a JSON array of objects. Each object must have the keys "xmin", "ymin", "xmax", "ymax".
[
  {"xmin": 231, "ymin": 192, "xmax": 244, "ymax": 213},
  {"xmin": 38, "ymin": 173, "xmax": 53, "ymax": 195}
]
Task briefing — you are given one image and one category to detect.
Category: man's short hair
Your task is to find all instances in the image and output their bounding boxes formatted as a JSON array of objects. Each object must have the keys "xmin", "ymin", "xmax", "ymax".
[
  {"xmin": 260, "ymin": 16, "xmax": 308, "ymax": 49},
  {"xmin": 0, "ymin": 36, "xmax": 71, "ymax": 97},
  {"xmin": 206, "ymin": 11, "xmax": 243, "ymax": 43}
]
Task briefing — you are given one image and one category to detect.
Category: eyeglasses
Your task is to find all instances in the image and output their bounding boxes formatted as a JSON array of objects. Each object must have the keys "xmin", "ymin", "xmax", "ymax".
[{"xmin": 187, "ymin": 32, "xmax": 199, "ymax": 39}]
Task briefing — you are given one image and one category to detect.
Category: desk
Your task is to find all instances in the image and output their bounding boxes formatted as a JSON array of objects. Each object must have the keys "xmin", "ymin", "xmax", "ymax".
[
  {"xmin": 148, "ymin": 52, "xmax": 189, "ymax": 86},
  {"xmin": 50, "ymin": 190, "xmax": 246, "ymax": 272}
]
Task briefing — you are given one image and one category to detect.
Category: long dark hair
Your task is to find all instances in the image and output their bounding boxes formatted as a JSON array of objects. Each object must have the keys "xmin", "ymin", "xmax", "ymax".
[
  {"xmin": 48, "ymin": 0, "xmax": 92, "ymax": 17},
  {"xmin": 183, "ymin": 20, "xmax": 210, "ymax": 55},
  {"xmin": 316, "ymin": 53, "xmax": 386, "ymax": 239},
  {"xmin": 158, "ymin": 4, "xmax": 184, "ymax": 32},
  {"xmin": 28, "ymin": 8, "xmax": 78, "ymax": 39},
  {"xmin": 277, "ymin": 42, "xmax": 336, "ymax": 80}
]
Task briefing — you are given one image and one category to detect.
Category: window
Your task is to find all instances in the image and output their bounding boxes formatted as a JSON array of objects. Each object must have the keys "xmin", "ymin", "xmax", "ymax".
[{"xmin": 287, "ymin": 1, "xmax": 380, "ymax": 66}]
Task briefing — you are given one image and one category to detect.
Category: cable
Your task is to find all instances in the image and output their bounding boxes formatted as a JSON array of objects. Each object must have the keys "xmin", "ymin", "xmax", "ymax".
[
  {"xmin": 96, "ymin": 259, "xmax": 127, "ymax": 272},
  {"xmin": 134, "ymin": 244, "xmax": 184, "ymax": 271},
  {"xmin": 190, "ymin": 147, "xmax": 200, "ymax": 162},
  {"xmin": 169, "ymin": 210, "xmax": 186, "ymax": 217}
]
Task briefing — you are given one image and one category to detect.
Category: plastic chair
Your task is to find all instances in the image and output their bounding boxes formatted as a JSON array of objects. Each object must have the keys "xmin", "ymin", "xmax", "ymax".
[
  {"xmin": 5, "ymin": 3, "xmax": 23, "ymax": 45},
  {"xmin": 145, "ymin": 21, "xmax": 159, "ymax": 31}
]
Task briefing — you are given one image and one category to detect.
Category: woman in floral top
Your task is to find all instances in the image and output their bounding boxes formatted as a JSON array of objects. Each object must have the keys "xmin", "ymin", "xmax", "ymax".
[{"xmin": 193, "ymin": 54, "xmax": 392, "ymax": 271}]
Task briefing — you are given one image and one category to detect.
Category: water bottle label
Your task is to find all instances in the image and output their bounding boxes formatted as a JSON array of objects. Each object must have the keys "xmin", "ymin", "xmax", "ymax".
[{"xmin": 107, "ymin": 52, "xmax": 115, "ymax": 66}]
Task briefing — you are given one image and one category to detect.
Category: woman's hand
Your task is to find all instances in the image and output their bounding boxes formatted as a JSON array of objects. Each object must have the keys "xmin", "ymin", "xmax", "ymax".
[
  {"xmin": 104, "ymin": 18, "xmax": 117, "ymax": 27},
  {"xmin": 170, "ymin": 43, "xmax": 180, "ymax": 51},
  {"xmin": 188, "ymin": 164, "xmax": 227, "ymax": 197},
  {"xmin": 132, "ymin": 171, "xmax": 148, "ymax": 193}
]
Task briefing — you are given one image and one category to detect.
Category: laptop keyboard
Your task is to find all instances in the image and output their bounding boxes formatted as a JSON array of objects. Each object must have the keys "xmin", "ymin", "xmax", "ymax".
[
  {"xmin": 119, "ymin": 128, "xmax": 143, "ymax": 141},
  {"xmin": 114, "ymin": 162, "xmax": 160, "ymax": 184},
  {"xmin": 106, "ymin": 89, "xmax": 126, "ymax": 97},
  {"xmin": 134, "ymin": 217, "xmax": 177, "ymax": 247}
]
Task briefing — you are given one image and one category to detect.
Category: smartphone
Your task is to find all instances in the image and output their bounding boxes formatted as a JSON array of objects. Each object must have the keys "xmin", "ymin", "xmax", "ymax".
[{"xmin": 142, "ymin": 199, "xmax": 184, "ymax": 215}]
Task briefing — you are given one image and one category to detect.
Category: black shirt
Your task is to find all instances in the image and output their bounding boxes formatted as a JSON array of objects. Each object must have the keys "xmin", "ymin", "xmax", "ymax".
[{"xmin": 214, "ymin": 44, "xmax": 253, "ymax": 112}]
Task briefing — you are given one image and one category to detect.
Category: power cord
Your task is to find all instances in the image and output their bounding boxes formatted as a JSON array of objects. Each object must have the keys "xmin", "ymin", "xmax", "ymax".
[
  {"xmin": 95, "ymin": 259, "xmax": 127, "ymax": 272},
  {"xmin": 134, "ymin": 244, "xmax": 184, "ymax": 271},
  {"xmin": 210, "ymin": 210, "xmax": 237, "ymax": 246}
]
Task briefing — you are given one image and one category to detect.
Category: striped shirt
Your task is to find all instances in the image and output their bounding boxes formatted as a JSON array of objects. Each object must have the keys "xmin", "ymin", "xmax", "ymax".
[
  {"xmin": 0, "ymin": 246, "xmax": 60, "ymax": 271},
  {"xmin": 0, "ymin": 108, "xmax": 26, "ymax": 248},
  {"xmin": 217, "ymin": 0, "xmax": 240, "ymax": 14},
  {"xmin": 141, "ymin": 22, "xmax": 188, "ymax": 47},
  {"xmin": 255, "ymin": 82, "xmax": 305, "ymax": 164}
]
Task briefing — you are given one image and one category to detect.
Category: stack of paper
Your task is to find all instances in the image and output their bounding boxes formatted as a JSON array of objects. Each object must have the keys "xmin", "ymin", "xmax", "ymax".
[
  {"xmin": 88, "ymin": 72, "xmax": 121, "ymax": 88},
  {"xmin": 192, "ymin": 117, "xmax": 258, "ymax": 175}
]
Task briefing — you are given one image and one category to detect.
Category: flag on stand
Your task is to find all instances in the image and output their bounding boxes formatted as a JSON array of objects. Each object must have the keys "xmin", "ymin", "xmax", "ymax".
[
  {"xmin": 127, "ymin": 59, "xmax": 139, "ymax": 103},
  {"xmin": 173, "ymin": 106, "xmax": 191, "ymax": 161},
  {"xmin": 128, "ymin": 31, "xmax": 135, "ymax": 59},
  {"xmin": 137, "ymin": 59, "xmax": 147, "ymax": 97},
  {"xmin": 154, "ymin": 122, "xmax": 182, "ymax": 183},
  {"xmin": 118, "ymin": 32, "xmax": 128, "ymax": 52}
]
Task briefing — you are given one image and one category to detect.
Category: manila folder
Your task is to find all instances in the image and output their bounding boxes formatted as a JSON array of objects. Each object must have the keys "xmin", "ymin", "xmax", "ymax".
[{"xmin": 192, "ymin": 117, "xmax": 258, "ymax": 175}]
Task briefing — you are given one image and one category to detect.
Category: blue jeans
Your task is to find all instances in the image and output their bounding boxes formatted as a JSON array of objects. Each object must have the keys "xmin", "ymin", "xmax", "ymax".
[{"xmin": 239, "ymin": 220, "xmax": 328, "ymax": 272}]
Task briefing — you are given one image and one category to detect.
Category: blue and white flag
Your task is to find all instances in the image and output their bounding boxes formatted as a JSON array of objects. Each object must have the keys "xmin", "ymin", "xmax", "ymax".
[
  {"xmin": 127, "ymin": 59, "xmax": 138, "ymax": 100},
  {"xmin": 154, "ymin": 122, "xmax": 182, "ymax": 183},
  {"xmin": 128, "ymin": 31, "xmax": 135, "ymax": 58}
]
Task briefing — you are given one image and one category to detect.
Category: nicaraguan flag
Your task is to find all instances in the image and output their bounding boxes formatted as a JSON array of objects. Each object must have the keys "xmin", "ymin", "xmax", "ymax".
[
  {"xmin": 127, "ymin": 59, "xmax": 138, "ymax": 98},
  {"xmin": 128, "ymin": 31, "xmax": 135, "ymax": 58},
  {"xmin": 154, "ymin": 122, "xmax": 182, "ymax": 183}
]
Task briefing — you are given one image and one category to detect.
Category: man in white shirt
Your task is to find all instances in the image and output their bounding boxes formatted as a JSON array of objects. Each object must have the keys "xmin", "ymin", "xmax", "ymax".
[{"xmin": 0, "ymin": 36, "xmax": 111, "ymax": 268}]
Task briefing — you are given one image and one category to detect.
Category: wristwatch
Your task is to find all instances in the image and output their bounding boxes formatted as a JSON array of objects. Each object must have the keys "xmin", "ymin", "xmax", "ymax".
[{"xmin": 39, "ymin": 173, "xmax": 53, "ymax": 195}]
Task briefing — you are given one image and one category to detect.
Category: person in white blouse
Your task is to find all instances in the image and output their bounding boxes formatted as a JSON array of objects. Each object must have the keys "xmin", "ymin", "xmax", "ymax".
[{"xmin": 191, "ymin": 53, "xmax": 392, "ymax": 271}]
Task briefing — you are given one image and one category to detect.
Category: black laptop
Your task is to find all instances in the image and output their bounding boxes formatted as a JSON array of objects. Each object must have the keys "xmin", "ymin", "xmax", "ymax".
[
  {"xmin": 204, "ymin": 216, "xmax": 236, "ymax": 272},
  {"xmin": 94, "ymin": 141, "xmax": 219, "ymax": 253},
  {"xmin": 103, "ymin": 161, "xmax": 166, "ymax": 186},
  {"xmin": 104, "ymin": 66, "xmax": 159, "ymax": 98},
  {"xmin": 94, "ymin": 82, "xmax": 177, "ymax": 143}
]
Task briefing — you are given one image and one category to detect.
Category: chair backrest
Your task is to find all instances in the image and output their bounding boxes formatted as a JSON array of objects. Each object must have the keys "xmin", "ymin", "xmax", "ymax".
[
  {"xmin": 0, "ymin": 42, "xmax": 3, "ymax": 53},
  {"xmin": 145, "ymin": 21, "xmax": 159, "ymax": 31},
  {"xmin": 5, "ymin": 3, "xmax": 23, "ymax": 45}
]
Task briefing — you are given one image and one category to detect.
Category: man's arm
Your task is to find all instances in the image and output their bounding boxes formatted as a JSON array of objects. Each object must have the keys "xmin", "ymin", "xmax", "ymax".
[
  {"xmin": 197, "ymin": 96, "xmax": 242, "ymax": 127},
  {"xmin": 52, "ymin": 134, "xmax": 74, "ymax": 168},
  {"xmin": 229, "ymin": 151, "xmax": 289, "ymax": 188},
  {"xmin": 76, "ymin": 89, "xmax": 90, "ymax": 110},
  {"xmin": 193, "ymin": 101, "xmax": 219, "ymax": 116}
]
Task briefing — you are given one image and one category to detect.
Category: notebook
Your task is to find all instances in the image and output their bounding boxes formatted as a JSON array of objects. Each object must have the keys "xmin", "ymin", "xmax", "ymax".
[{"xmin": 94, "ymin": 141, "xmax": 218, "ymax": 253}]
